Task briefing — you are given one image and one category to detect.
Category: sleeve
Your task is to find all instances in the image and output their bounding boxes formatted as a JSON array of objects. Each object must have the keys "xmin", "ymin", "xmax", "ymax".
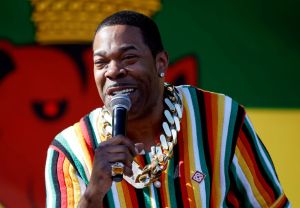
[
  {"xmin": 45, "ymin": 146, "xmax": 87, "ymax": 208},
  {"xmin": 228, "ymin": 114, "xmax": 290, "ymax": 208}
]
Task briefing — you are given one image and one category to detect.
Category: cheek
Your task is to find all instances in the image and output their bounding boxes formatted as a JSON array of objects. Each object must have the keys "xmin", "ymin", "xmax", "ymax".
[{"xmin": 94, "ymin": 70, "xmax": 105, "ymax": 95}]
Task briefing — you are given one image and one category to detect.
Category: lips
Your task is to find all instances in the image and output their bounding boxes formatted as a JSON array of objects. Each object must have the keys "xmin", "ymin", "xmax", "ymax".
[
  {"xmin": 106, "ymin": 85, "xmax": 137, "ymax": 97},
  {"xmin": 112, "ymin": 88, "xmax": 135, "ymax": 95}
]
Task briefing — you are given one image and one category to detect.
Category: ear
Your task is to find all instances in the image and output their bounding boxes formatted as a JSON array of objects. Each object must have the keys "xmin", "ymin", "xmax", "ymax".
[{"xmin": 155, "ymin": 51, "xmax": 169, "ymax": 76}]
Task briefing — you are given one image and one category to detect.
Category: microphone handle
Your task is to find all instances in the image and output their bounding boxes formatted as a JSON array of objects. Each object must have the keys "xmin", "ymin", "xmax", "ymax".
[
  {"xmin": 112, "ymin": 107, "xmax": 127, "ymax": 136},
  {"xmin": 112, "ymin": 107, "xmax": 127, "ymax": 182}
]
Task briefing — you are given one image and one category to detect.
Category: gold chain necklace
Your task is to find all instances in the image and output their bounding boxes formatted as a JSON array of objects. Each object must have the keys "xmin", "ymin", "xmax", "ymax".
[{"xmin": 99, "ymin": 83, "xmax": 183, "ymax": 189}]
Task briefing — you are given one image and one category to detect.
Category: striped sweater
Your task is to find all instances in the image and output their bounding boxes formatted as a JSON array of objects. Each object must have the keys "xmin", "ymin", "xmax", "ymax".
[{"xmin": 45, "ymin": 85, "xmax": 289, "ymax": 207}]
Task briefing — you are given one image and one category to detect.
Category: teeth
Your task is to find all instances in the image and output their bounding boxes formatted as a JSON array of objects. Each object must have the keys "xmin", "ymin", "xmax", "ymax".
[{"xmin": 113, "ymin": 88, "xmax": 134, "ymax": 95}]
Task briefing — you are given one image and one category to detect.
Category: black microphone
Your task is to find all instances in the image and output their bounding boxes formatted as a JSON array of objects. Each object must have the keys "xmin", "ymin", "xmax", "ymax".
[{"xmin": 108, "ymin": 94, "xmax": 131, "ymax": 182}]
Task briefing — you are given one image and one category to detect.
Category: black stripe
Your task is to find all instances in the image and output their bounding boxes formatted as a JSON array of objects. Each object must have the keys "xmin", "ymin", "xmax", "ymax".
[
  {"xmin": 51, "ymin": 140, "xmax": 80, "ymax": 175},
  {"xmin": 51, "ymin": 151, "xmax": 61, "ymax": 208},
  {"xmin": 229, "ymin": 105, "xmax": 245, "ymax": 163},
  {"xmin": 155, "ymin": 184, "xmax": 163, "ymax": 208},
  {"xmin": 83, "ymin": 115, "xmax": 98, "ymax": 150},
  {"xmin": 196, "ymin": 89, "xmax": 212, "ymax": 206},
  {"xmin": 135, "ymin": 189, "xmax": 146, "ymax": 208},
  {"xmin": 173, "ymin": 139, "xmax": 184, "ymax": 207},
  {"xmin": 241, "ymin": 124, "xmax": 280, "ymax": 196},
  {"xmin": 134, "ymin": 155, "xmax": 146, "ymax": 207},
  {"xmin": 282, "ymin": 197, "xmax": 289, "ymax": 208},
  {"xmin": 226, "ymin": 168, "xmax": 244, "ymax": 207},
  {"xmin": 102, "ymin": 194, "xmax": 109, "ymax": 208}
]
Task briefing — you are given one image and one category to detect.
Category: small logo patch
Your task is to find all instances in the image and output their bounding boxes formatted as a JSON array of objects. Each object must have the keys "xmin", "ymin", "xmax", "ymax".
[{"xmin": 192, "ymin": 171, "xmax": 206, "ymax": 184}]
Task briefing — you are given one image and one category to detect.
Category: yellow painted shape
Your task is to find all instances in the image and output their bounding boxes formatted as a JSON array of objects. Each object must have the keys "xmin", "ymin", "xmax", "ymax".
[{"xmin": 247, "ymin": 109, "xmax": 300, "ymax": 207}]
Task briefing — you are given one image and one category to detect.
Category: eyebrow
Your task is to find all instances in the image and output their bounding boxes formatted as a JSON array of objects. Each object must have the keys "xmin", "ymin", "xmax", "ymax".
[{"xmin": 93, "ymin": 45, "xmax": 138, "ymax": 57}]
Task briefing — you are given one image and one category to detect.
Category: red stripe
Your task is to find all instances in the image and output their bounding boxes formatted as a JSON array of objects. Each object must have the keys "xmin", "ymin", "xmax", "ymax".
[
  {"xmin": 203, "ymin": 92, "xmax": 218, "ymax": 207},
  {"xmin": 126, "ymin": 182, "xmax": 139, "ymax": 207},
  {"xmin": 203, "ymin": 92, "xmax": 215, "ymax": 163},
  {"xmin": 79, "ymin": 118, "xmax": 94, "ymax": 161},
  {"xmin": 275, "ymin": 195, "xmax": 288, "ymax": 208},
  {"xmin": 227, "ymin": 189, "xmax": 240, "ymax": 208},
  {"xmin": 177, "ymin": 115, "xmax": 190, "ymax": 208},
  {"xmin": 57, "ymin": 153, "xmax": 67, "ymax": 208},
  {"xmin": 159, "ymin": 172, "xmax": 167, "ymax": 207},
  {"xmin": 239, "ymin": 130, "xmax": 276, "ymax": 203}
]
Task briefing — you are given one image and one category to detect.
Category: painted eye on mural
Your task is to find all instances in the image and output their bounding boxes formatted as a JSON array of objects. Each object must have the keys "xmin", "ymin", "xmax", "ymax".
[{"xmin": 32, "ymin": 100, "xmax": 67, "ymax": 121}]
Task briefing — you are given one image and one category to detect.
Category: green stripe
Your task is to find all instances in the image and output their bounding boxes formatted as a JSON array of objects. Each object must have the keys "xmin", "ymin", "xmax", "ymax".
[
  {"xmin": 106, "ymin": 189, "xmax": 115, "ymax": 208},
  {"xmin": 189, "ymin": 87, "xmax": 211, "ymax": 207},
  {"xmin": 145, "ymin": 154, "xmax": 160, "ymax": 208},
  {"xmin": 142, "ymin": 186, "xmax": 151, "ymax": 208},
  {"xmin": 167, "ymin": 157, "xmax": 177, "ymax": 208},
  {"xmin": 55, "ymin": 133, "xmax": 89, "ymax": 184}
]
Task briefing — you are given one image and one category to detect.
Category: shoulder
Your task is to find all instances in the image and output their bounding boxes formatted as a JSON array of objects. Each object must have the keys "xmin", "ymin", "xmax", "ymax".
[
  {"xmin": 176, "ymin": 84, "xmax": 246, "ymax": 125},
  {"xmin": 50, "ymin": 108, "xmax": 103, "ymax": 154},
  {"xmin": 176, "ymin": 85, "xmax": 243, "ymax": 108}
]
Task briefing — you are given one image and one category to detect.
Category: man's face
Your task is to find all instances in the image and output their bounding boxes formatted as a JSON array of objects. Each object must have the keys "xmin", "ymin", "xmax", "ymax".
[{"xmin": 93, "ymin": 25, "xmax": 165, "ymax": 120}]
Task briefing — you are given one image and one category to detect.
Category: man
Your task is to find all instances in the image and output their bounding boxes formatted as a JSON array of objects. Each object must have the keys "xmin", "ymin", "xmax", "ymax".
[{"xmin": 45, "ymin": 11, "xmax": 289, "ymax": 207}]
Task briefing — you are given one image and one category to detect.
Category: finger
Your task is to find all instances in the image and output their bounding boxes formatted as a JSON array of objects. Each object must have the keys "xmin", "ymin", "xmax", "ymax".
[
  {"xmin": 109, "ymin": 136, "xmax": 137, "ymax": 156},
  {"xmin": 123, "ymin": 166, "xmax": 133, "ymax": 177},
  {"xmin": 106, "ymin": 144, "xmax": 131, "ymax": 154},
  {"xmin": 135, "ymin": 143, "xmax": 145, "ymax": 155},
  {"xmin": 108, "ymin": 153, "xmax": 133, "ymax": 168}
]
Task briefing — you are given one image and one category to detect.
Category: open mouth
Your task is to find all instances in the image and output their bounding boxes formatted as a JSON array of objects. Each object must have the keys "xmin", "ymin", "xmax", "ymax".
[{"xmin": 112, "ymin": 88, "xmax": 135, "ymax": 96}]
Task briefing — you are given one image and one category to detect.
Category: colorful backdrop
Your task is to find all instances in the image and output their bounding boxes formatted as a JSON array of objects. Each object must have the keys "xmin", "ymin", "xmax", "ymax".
[{"xmin": 0, "ymin": 0, "xmax": 299, "ymax": 207}]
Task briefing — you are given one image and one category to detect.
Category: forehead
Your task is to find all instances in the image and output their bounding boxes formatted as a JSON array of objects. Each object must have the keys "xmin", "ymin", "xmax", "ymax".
[{"xmin": 93, "ymin": 25, "xmax": 146, "ymax": 52}]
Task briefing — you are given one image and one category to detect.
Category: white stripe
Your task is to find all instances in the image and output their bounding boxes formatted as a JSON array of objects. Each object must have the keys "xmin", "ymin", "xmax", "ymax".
[
  {"xmin": 219, "ymin": 96, "xmax": 232, "ymax": 206},
  {"xmin": 245, "ymin": 115, "xmax": 283, "ymax": 193},
  {"xmin": 149, "ymin": 184, "xmax": 157, "ymax": 208},
  {"xmin": 77, "ymin": 175, "xmax": 87, "ymax": 195},
  {"xmin": 111, "ymin": 183, "xmax": 121, "ymax": 208},
  {"xmin": 180, "ymin": 87, "xmax": 207, "ymax": 208},
  {"xmin": 89, "ymin": 108, "xmax": 102, "ymax": 145},
  {"xmin": 45, "ymin": 149, "xmax": 55, "ymax": 208},
  {"xmin": 233, "ymin": 155, "xmax": 261, "ymax": 207},
  {"xmin": 61, "ymin": 127, "xmax": 91, "ymax": 180}
]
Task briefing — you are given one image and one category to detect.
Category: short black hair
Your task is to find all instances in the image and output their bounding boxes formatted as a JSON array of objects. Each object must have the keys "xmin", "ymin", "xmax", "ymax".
[{"xmin": 95, "ymin": 10, "xmax": 164, "ymax": 57}]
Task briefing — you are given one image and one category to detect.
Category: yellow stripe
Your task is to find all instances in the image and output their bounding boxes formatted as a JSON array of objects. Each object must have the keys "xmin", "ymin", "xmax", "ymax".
[
  {"xmin": 213, "ymin": 95, "xmax": 225, "ymax": 205},
  {"xmin": 162, "ymin": 169, "xmax": 171, "ymax": 207},
  {"xmin": 74, "ymin": 123, "xmax": 92, "ymax": 174},
  {"xmin": 69, "ymin": 164, "xmax": 81, "ymax": 206},
  {"xmin": 63, "ymin": 159, "xmax": 74, "ymax": 208},
  {"xmin": 115, "ymin": 182, "xmax": 126, "ymax": 206},
  {"xmin": 270, "ymin": 193, "xmax": 287, "ymax": 208},
  {"xmin": 182, "ymin": 93, "xmax": 202, "ymax": 207},
  {"xmin": 235, "ymin": 146, "xmax": 268, "ymax": 207}
]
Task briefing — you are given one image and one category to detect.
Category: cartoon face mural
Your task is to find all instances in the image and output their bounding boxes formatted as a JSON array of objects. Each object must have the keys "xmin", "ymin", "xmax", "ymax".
[
  {"xmin": 0, "ymin": 41, "xmax": 99, "ymax": 207},
  {"xmin": 0, "ymin": 41, "xmax": 197, "ymax": 207}
]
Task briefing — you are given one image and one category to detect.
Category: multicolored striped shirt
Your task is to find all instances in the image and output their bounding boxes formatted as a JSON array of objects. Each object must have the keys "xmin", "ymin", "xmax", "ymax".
[{"xmin": 45, "ymin": 85, "xmax": 289, "ymax": 207}]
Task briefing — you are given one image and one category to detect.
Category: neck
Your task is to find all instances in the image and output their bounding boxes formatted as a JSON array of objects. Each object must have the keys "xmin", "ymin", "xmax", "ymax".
[{"xmin": 127, "ymin": 100, "xmax": 164, "ymax": 152}]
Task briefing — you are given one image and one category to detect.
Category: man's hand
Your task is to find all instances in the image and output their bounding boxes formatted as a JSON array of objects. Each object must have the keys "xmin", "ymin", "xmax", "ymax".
[{"xmin": 78, "ymin": 135, "xmax": 137, "ymax": 207}]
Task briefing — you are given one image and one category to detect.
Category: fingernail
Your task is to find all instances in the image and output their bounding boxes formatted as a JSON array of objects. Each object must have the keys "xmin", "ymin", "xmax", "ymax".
[
  {"xmin": 135, "ymin": 147, "xmax": 145, "ymax": 155},
  {"xmin": 135, "ymin": 143, "xmax": 145, "ymax": 155}
]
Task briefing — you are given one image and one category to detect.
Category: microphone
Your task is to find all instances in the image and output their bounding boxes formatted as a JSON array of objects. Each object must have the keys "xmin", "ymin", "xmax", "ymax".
[{"xmin": 108, "ymin": 94, "xmax": 131, "ymax": 182}]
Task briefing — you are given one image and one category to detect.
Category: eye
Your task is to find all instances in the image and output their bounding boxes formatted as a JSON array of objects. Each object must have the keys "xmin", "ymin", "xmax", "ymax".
[
  {"xmin": 94, "ymin": 59, "xmax": 108, "ymax": 69},
  {"xmin": 32, "ymin": 99, "xmax": 67, "ymax": 121},
  {"xmin": 122, "ymin": 54, "xmax": 138, "ymax": 65}
]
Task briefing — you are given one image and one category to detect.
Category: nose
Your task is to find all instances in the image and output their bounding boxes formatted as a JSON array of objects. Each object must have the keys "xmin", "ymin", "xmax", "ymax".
[{"xmin": 105, "ymin": 60, "xmax": 127, "ymax": 80}]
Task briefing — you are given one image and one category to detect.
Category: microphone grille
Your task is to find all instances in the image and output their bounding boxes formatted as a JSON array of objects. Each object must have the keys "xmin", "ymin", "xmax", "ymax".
[{"xmin": 108, "ymin": 94, "xmax": 132, "ymax": 111}]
